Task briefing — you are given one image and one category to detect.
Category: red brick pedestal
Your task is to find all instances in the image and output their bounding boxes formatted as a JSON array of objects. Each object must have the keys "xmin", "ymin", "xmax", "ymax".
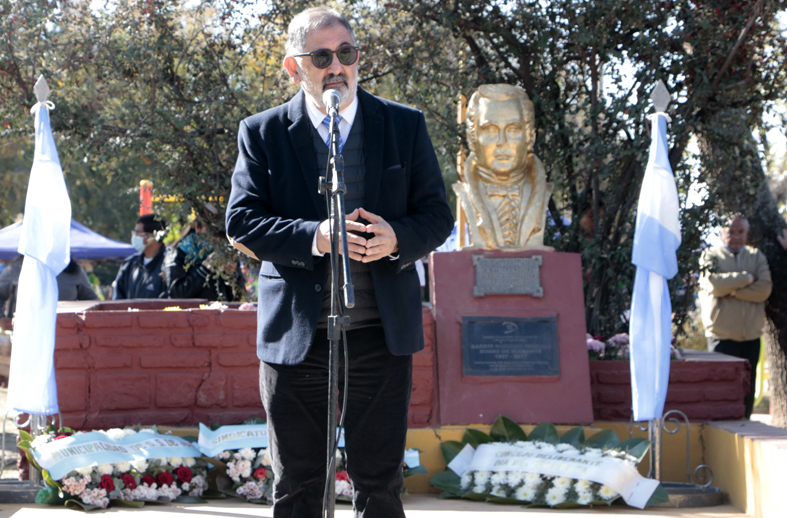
[
  {"xmin": 429, "ymin": 249, "xmax": 593, "ymax": 425},
  {"xmin": 590, "ymin": 350, "xmax": 749, "ymax": 421}
]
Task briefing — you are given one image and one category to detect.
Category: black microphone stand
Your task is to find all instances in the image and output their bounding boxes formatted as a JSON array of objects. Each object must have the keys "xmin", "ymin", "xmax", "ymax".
[{"xmin": 318, "ymin": 106, "xmax": 355, "ymax": 518}]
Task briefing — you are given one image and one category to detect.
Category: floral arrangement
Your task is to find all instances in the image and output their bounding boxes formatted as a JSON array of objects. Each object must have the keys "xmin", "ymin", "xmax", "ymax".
[
  {"xmin": 213, "ymin": 444, "xmax": 425, "ymax": 504},
  {"xmin": 214, "ymin": 446, "xmax": 274, "ymax": 502},
  {"xmin": 430, "ymin": 416, "xmax": 668, "ymax": 508},
  {"xmin": 334, "ymin": 447, "xmax": 354, "ymax": 501},
  {"xmin": 19, "ymin": 426, "xmax": 208, "ymax": 510},
  {"xmin": 334, "ymin": 445, "xmax": 427, "ymax": 500},
  {"xmin": 587, "ymin": 332, "xmax": 682, "ymax": 361},
  {"xmin": 25, "ymin": 419, "xmax": 429, "ymax": 510}
]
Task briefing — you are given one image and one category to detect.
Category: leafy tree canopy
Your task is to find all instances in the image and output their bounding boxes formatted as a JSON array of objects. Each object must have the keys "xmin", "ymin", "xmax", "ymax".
[{"xmin": 1, "ymin": 0, "xmax": 785, "ymax": 339}]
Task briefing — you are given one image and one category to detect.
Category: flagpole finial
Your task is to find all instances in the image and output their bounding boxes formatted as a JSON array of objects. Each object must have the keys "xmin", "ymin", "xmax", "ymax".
[
  {"xmin": 34, "ymin": 75, "xmax": 50, "ymax": 104},
  {"xmin": 651, "ymin": 80, "xmax": 671, "ymax": 113}
]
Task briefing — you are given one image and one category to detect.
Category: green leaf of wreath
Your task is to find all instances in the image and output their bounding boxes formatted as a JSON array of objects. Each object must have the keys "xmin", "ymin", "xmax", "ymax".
[
  {"xmin": 584, "ymin": 429, "xmax": 620, "ymax": 450},
  {"xmin": 559, "ymin": 427, "xmax": 586, "ymax": 447},
  {"xmin": 199, "ymin": 488, "xmax": 228, "ymax": 499},
  {"xmin": 591, "ymin": 496, "xmax": 619, "ymax": 506},
  {"xmin": 527, "ymin": 423, "xmax": 559, "ymax": 444},
  {"xmin": 553, "ymin": 501, "xmax": 583, "ymax": 508},
  {"xmin": 459, "ymin": 490, "xmax": 488, "ymax": 501},
  {"xmin": 429, "ymin": 470, "xmax": 462, "ymax": 495},
  {"xmin": 617, "ymin": 437, "xmax": 651, "ymax": 463},
  {"xmin": 440, "ymin": 440, "xmax": 466, "ymax": 464},
  {"xmin": 113, "ymin": 500, "xmax": 146, "ymax": 508},
  {"xmin": 172, "ymin": 495, "xmax": 207, "ymax": 504},
  {"xmin": 35, "ymin": 485, "xmax": 64, "ymax": 505},
  {"xmin": 487, "ymin": 495, "xmax": 522, "ymax": 504},
  {"xmin": 462, "ymin": 429, "xmax": 493, "ymax": 448},
  {"xmin": 489, "ymin": 415, "xmax": 527, "ymax": 442},
  {"xmin": 64, "ymin": 499, "xmax": 100, "ymax": 511},
  {"xmin": 645, "ymin": 483, "xmax": 670, "ymax": 507}
]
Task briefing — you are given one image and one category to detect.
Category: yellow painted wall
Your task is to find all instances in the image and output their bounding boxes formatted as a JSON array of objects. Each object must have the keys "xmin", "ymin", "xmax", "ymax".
[{"xmin": 704, "ymin": 421, "xmax": 787, "ymax": 518}]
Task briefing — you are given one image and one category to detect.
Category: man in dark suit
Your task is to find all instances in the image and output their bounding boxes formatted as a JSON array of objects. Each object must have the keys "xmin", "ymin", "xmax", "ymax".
[{"xmin": 225, "ymin": 7, "xmax": 453, "ymax": 518}]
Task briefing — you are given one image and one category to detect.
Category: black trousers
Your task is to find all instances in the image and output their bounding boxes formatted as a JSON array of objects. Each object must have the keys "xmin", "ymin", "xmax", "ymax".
[
  {"xmin": 709, "ymin": 337, "xmax": 761, "ymax": 419},
  {"xmin": 260, "ymin": 326, "xmax": 412, "ymax": 518}
]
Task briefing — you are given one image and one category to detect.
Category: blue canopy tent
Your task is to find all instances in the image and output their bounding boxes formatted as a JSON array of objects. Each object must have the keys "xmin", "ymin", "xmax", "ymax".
[{"xmin": 0, "ymin": 220, "xmax": 135, "ymax": 260}]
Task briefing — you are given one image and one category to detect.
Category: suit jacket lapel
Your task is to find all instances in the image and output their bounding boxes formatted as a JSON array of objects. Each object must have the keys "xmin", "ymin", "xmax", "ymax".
[
  {"xmin": 359, "ymin": 89, "xmax": 384, "ymax": 213},
  {"xmin": 287, "ymin": 91, "xmax": 326, "ymax": 218}
]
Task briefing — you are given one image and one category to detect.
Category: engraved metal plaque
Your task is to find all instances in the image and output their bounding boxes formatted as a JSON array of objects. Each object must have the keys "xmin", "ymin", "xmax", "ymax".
[
  {"xmin": 473, "ymin": 255, "xmax": 543, "ymax": 297},
  {"xmin": 462, "ymin": 316, "xmax": 559, "ymax": 377}
]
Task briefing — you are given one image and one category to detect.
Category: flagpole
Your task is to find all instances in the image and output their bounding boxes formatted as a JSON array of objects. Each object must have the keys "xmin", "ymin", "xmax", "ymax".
[
  {"xmin": 643, "ymin": 81, "xmax": 672, "ymax": 483},
  {"xmin": 629, "ymin": 81, "xmax": 722, "ymax": 506},
  {"xmin": 648, "ymin": 418, "xmax": 662, "ymax": 480},
  {"xmin": 4, "ymin": 75, "xmax": 71, "ymax": 496}
]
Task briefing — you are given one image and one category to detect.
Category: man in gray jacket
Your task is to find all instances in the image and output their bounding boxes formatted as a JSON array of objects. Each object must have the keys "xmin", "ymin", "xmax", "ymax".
[{"xmin": 699, "ymin": 215, "xmax": 772, "ymax": 418}]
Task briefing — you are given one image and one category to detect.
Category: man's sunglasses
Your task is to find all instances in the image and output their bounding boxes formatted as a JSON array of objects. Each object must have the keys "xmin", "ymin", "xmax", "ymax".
[{"xmin": 292, "ymin": 46, "xmax": 359, "ymax": 69}]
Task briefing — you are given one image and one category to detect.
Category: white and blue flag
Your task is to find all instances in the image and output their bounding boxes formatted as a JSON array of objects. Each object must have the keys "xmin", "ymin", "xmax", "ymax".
[
  {"xmin": 629, "ymin": 111, "xmax": 681, "ymax": 422},
  {"xmin": 6, "ymin": 76, "xmax": 72, "ymax": 415}
]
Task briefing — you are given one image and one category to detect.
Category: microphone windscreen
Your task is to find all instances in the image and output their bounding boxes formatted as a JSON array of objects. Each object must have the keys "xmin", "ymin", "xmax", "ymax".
[{"xmin": 322, "ymin": 89, "xmax": 341, "ymax": 112}]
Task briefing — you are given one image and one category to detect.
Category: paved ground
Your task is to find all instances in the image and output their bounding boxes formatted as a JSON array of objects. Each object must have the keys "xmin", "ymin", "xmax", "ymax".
[{"xmin": 0, "ymin": 494, "xmax": 749, "ymax": 518}]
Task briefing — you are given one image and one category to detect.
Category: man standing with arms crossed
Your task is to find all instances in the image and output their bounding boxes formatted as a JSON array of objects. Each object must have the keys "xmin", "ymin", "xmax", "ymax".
[
  {"xmin": 700, "ymin": 215, "xmax": 772, "ymax": 419},
  {"xmin": 225, "ymin": 7, "xmax": 453, "ymax": 517}
]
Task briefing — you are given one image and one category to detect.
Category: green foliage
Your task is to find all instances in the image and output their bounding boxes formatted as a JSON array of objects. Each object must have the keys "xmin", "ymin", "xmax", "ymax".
[
  {"xmin": 461, "ymin": 428, "xmax": 493, "ymax": 448},
  {"xmin": 64, "ymin": 499, "xmax": 100, "ymax": 512},
  {"xmin": 527, "ymin": 423, "xmax": 560, "ymax": 444},
  {"xmin": 617, "ymin": 437, "xmax": 652, "ymax": 463},
  {"xmin": 2, "ymin": 0, "xmax": 785, "ymax": 335},
  {"xmin": 111, "ymin": 500, "xmax": 147, "ymax": 508},
  {"xmin": 439, "ymin": 440, "xmax": 466, "ymax": 465},
  {"xmin": 489, "ymin": 415, "xmax": 528, "ymax": 442},
  {"xmin": 368, "ymin": 0, "xmax": 787, "ymax": 336},
  {"xmin": 35, "ymin": 485, "xmax": 64, "ymax": 505},
  {"xmin": 584, "ymin": 430, "xmax": 620, "ymax": 450},
  {"xmin": 558, "ymin": 427, "xmax": 585, "ymax": 448},
  {"xmin": 646, "ymin": 483, "xmax": 671, "ymax": 507}
]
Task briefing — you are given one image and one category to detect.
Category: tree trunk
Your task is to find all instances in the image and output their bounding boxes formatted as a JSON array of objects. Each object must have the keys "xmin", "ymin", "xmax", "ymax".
[
  {"xmin": 699, "ymin": 109, "xmax": 787, "ymax": 428},
  {"xmin": 764, "ymin": 321, "xmax": 787, "ymax": 426}
]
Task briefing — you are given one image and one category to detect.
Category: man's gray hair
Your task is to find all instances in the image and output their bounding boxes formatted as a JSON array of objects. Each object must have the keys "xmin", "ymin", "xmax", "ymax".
[
  {"xmin": 285, "ymin": 7, "xmax": 355, "ymax": 56},
  {"xmin": 723, "ymin": 213, "xmax": 750, "ymax": 230}
]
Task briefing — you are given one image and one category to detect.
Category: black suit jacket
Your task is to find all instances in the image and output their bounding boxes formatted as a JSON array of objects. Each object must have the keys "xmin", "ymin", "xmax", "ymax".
[{"xmin": 225, "ymin": 88, "xmax": 453, "ymax": 365}]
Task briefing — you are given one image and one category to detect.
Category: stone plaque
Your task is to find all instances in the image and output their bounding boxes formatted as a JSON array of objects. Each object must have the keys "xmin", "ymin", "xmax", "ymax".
[
  {"xmin": 473, "ymin": 255, "xmax": 543, "ymax": 297},
  {"xmin": 462, "ymin": 316, "xmax": 559, "ymax": 377}
]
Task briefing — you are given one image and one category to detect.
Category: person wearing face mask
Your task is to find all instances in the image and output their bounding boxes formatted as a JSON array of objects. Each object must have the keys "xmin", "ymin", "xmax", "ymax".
[
  {"xmin": 112, "ymin": 214, "xmax": 169, "ymax": 299},
  {"xmin": 699, "ymin": 214, "xmax": 772, "ymax": 418}
]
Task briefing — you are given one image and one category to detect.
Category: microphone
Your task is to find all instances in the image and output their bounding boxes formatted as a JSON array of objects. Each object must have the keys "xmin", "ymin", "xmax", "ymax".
[{"xmin": 322, "ymin": 89, "xmax": 341, "ymax": 117}]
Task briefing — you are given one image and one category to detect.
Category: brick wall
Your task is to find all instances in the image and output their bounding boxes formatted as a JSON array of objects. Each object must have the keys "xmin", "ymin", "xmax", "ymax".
[
  {"xmin": 590, "ymin": 352, "xmax": 750, "ymax": 421},
  {"xmin": 54, "ymin": 301, "xmax": 437, "ymax": 430},
  {"xmin": 54, "ymin": 301, "xmax": 745, "ymax": 429}
]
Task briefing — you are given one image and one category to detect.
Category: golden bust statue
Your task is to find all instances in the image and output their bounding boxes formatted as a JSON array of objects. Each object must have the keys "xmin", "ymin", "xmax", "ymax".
[{"xmin": 454, "ymin": 84, "xmax": 553, "ymax": 250}]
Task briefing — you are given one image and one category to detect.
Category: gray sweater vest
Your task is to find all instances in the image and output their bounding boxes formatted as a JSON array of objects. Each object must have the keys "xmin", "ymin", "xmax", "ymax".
[{"xmin": 312, "ymin": 108, "xmax": 381, "ymax": 330}]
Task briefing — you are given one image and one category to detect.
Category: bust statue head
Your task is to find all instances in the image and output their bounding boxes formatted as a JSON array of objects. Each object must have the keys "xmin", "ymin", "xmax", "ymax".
[{"xmin": 465, "ymin": 84, "xmax": 536, "ymax": 180}]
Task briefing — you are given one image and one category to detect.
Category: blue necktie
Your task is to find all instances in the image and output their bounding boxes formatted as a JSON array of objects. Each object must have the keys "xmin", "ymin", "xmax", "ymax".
[{"xmin": 321, "ymin": 115, "xmax": 343, "ymax": 151}]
